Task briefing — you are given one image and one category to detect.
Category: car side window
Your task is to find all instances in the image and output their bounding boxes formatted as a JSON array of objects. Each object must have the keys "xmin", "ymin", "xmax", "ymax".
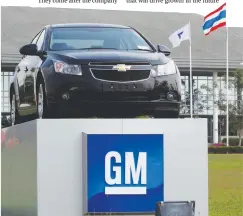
[
  {"xmin": 36, "ymin": 29, "xmax": 46, "ymax": 50},
  {"xmin": 31, "ymin": 31, "xmax": 42, "ymax": 44}
]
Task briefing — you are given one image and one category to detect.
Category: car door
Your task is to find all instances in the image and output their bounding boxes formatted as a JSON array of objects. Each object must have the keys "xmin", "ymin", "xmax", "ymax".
[
  {"xmin": 17, "ymin": 30, "xmax": 43, "ymax": 115},
  {"xmin": 22, "ymin": 29, "xmax": 46, "ymax": 115}
]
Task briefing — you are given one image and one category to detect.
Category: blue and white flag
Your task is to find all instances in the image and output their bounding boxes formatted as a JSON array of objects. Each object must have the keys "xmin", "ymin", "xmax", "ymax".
[
  {"xmin": 203, "ymin": 3, "xmax": 226, "ymax": 36},
  {"xmin": 168, "ymin": 23, "xmax": 191, "ymax": 48}
]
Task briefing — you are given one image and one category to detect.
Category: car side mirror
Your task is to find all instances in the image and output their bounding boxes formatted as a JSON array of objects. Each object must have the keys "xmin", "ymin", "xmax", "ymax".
[
  {"xmin": 19, "ymin": 44, "xmax": 38, "ymax": 56},
  {"xmin": 157, "ymin": 45, "xmax": 171, "ymax": 56}
]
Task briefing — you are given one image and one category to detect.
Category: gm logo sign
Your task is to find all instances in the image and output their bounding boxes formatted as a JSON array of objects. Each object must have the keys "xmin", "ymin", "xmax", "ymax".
[
  {"xmin": 105, "ymin": 151, "xmax": 147, "ymax": 195},
  {"xmin": 86, "ymin": 134, "xmax": 164, "ymax": 213}
]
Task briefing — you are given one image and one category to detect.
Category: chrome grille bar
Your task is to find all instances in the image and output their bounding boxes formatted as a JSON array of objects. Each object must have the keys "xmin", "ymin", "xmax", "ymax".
[{"xmin": 88, "ymin": 62, "xmax": 152, "ymax": 83}]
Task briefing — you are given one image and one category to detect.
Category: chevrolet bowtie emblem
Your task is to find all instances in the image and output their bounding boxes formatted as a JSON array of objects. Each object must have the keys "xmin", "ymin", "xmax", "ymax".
[{"xmin": 112, "ymin": 64, "xmax": 131, "ymax": 72}]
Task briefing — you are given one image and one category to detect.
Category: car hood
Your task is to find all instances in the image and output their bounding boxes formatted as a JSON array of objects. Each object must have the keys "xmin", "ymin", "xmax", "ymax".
[{"xmin": 48, "ymin": 50, "xmax": 170, "ymax": 65}]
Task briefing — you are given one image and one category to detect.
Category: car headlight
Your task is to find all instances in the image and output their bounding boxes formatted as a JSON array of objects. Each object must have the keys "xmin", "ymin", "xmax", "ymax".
[
  {"xmin": 152, "ymin": 60, "xmax": 177, "ymax": 76},
  {"xmin": 53, "ymin": 60, "xmax": 82, "ymax": 75}
]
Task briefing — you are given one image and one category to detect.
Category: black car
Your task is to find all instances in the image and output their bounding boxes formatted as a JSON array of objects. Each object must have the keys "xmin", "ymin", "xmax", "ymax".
[{"xmin": 9, "ymin": 23, "xmax": 182, "ymax": 125}]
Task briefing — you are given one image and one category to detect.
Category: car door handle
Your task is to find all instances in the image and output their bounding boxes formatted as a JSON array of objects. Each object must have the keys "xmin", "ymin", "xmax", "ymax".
[{"xmin": 24, "ymin": 67, "xmax": 28, "ymax": 72}]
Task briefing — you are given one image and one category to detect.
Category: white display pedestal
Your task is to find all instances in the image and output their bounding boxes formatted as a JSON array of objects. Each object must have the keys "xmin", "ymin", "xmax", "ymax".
[{"xmin": 1, "ymin": 119, "xmax": 208, "ymax": 216}]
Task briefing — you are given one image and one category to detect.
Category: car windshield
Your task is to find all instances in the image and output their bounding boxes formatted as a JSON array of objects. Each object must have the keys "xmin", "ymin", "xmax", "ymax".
[{"xmin": 49, "ymin": 27, "xmax": 154, "ymax": 51}]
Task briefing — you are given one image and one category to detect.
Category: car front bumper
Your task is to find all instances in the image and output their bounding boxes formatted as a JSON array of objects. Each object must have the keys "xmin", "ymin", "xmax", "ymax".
[{"xmin": 44, "ymin": 72, "xmax": 181, "ymax": 116}]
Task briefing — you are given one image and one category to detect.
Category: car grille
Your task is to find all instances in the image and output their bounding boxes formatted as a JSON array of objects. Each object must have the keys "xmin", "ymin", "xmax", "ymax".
[
  {"xmin": 91, "ymin": 69, "xmax": 150, "ymax": 82},
  {"xmin": 89, "ymin": 62, "xmax": 151, "ymax": 82}
]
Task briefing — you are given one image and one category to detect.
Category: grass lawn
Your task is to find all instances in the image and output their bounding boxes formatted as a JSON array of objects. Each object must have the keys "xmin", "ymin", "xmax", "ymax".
[{"xmin": 209, "ymin": 154, "xmax": 243, "ymax": 216}]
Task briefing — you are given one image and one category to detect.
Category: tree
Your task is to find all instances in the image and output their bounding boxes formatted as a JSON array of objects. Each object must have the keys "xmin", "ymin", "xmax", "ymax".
[
  {"xmin": 180, "ymin": 79, "xmax": 212, "ymax": 115},
  {"xmin": 217, "ymin": 68, "xmax": 243, "ymax": 146}
]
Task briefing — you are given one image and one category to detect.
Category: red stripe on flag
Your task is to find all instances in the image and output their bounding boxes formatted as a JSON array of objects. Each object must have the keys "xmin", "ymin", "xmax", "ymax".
[
  {"xmin": 204, "ymin": 22, "xmax": 226, "ymax": 36},
  {"xmin": 204, "ymin": 2, "xmax": 226, "ymax": 21}
]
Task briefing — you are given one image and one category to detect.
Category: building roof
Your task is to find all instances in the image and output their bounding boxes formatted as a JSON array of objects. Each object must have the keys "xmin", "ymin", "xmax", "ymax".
[{"xmin": 2, "ymin": 6, "xmax": 243, "ymax": 60}]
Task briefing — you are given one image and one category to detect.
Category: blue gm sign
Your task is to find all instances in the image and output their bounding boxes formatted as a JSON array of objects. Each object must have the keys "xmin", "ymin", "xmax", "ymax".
[{"xmin": 86, "ymin": 134, "xmax": 164, "ymax": 213}]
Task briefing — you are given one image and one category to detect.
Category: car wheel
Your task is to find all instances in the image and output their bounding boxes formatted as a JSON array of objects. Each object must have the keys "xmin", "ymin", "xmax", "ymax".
[
  {"xmin": 10, "ymin": 92, "xmax": 21, "ymax": 125},
  {"xmin": 37, "ymin": 81, "xmax": 49, "ymax": 119}
]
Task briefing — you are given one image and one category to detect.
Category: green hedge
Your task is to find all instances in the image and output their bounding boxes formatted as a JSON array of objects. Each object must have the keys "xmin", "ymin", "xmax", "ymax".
[
  {"xmin": 208, "ymin": 146, "xmax": 243, "ymax": 154},
  {"xmin": 221, "ymin": 138, "xmax": 243, "ymax": 146}
]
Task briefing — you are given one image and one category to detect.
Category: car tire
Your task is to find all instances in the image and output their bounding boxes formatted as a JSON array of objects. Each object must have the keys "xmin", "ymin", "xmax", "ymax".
[
  {"xmin": 36, "ymin": 80, "xmax": 50, "ymax": 119},
  {"xmin": 154, "ymin": 111, "xmax": 180, "ymax": 119},
  {"xmin": 10, "ymin": 92, "xmax": 21, "ymax": 125}
]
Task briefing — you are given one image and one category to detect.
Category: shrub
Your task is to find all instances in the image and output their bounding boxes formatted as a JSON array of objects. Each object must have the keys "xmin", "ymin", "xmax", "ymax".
[
  {"xmin": 221, "ymin": 138, "xmax": 243, "ymax": 146},
  {"xmin": 208, "ymin": 146, "xmax": 243, "ymax": 154},
  {"xmin": 211, "ymin": 143, "xmax": 225, "ymax": 147}
]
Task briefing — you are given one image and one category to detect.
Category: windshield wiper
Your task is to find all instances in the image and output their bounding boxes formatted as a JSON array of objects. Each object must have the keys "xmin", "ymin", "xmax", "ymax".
[
  {"xmin": 129, "ymin": 48, "xmax": 154, "ymax": 52},
  {"xmin": 78, "ymin": 47, "xmax": 119, "ymax": 50},
  {"xmin": 75, "ymin": 47, "xmax": 153, "ymax": 52}
]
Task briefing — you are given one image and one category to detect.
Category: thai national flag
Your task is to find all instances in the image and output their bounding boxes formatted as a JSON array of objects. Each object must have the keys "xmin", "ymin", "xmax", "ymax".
[{"xmin": 203, "ymin": 3, "xmax": 226, "ymax": 36}]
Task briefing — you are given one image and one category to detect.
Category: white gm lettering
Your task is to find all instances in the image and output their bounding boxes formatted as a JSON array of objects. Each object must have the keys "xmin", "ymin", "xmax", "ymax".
[{"xmin": 104, "ymin": 151, "xmax": 147, "ymax": 195}]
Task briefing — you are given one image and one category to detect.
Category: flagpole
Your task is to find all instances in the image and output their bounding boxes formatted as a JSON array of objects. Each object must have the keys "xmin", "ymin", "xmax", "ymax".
[
  {"xmin": 189, "ymin": 38, "xmax": 193, "ymax": 118},
  {"xmin": 226, "ymin": 27, "xmax": 229, "ymax": 147}
]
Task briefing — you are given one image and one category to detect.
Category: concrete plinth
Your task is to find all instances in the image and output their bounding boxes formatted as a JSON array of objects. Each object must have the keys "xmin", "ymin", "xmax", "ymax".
[{"xmin": 1, "ymin": 119, "xmax": 208, "ymax": 216}]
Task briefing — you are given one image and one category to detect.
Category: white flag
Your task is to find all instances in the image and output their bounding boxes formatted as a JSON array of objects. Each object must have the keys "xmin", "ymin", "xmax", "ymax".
[{"xmin": 169, "ymin": 23, "xmax": 191, "ymax": 48}]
